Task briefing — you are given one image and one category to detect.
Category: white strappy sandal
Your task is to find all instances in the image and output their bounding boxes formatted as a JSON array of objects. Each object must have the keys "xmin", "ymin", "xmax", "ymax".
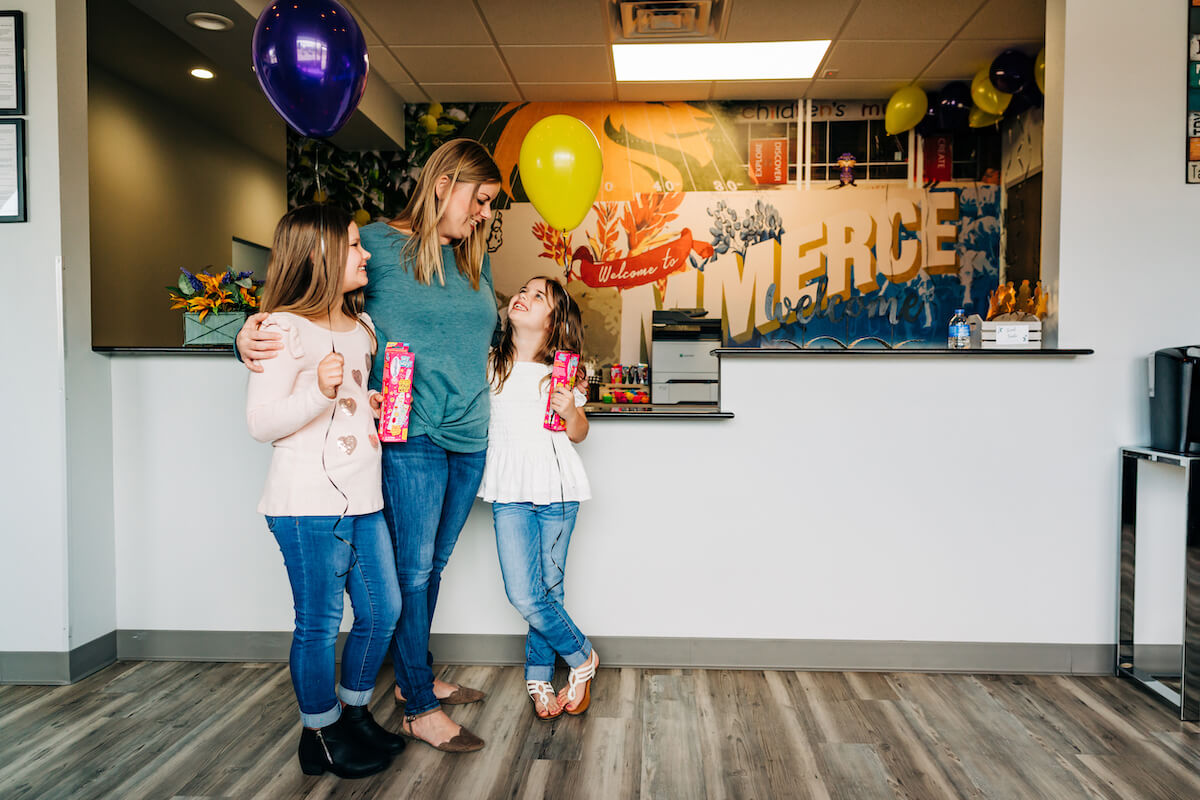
[
  {"xmin": 526, "ymin": 680, "xmax": 563, "ymax": 721},
  {"xmin": 558, "ymin": 650, "xmax": 599, "ymax": 716}
]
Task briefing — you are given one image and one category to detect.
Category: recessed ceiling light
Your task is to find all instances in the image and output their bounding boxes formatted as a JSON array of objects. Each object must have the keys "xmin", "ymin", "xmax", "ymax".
[
  {"xmin": 186, "ymin": 12, "xmax": 235, "ymax": 32},
  {"xmin": 612, "ymin": 41, "xmax": 831, "ymax": 82},
  {"xmin": 190, "ymin": 68, "xmax": 215, "ymax": 80}
]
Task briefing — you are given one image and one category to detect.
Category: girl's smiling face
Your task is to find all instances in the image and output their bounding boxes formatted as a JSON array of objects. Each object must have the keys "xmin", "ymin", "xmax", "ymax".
[
  {"xmin": 341, "ymin": 222, "xmax": 370, "ymax": 292},
  {"xmin": 508, "ymin": 278, "xmax": 553, "ymax": 334}
]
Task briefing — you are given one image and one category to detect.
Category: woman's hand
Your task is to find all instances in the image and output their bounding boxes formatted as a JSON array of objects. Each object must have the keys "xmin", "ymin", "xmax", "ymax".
[
  {"xmin": 550, "ymin": 386, "xmax": 578, "ymax": 421},
  {"xmin": 369, "ymin": 391, "xmax": 384, "ymax": 419},
  {"xmin": 237, "ymin": 312, "xmax": 284, "ymax": 373},
  {"xmin": 317, "ymin": 353, "xmax": 344, "ymax": 399}
]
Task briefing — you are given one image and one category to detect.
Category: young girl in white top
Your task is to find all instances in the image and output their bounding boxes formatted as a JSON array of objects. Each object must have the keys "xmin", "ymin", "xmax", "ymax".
[
  {"xmin": 246, "ymin": 204, "xmax": 403, "ymax": 780},
  {"xmin": 478, "ymin": 276, "xmax": 599, "ymax": 720}
]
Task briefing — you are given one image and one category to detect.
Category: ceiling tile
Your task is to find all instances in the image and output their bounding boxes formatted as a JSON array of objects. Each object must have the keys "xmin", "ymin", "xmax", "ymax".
[
  {"xmin": 351, "ymin": 0, "xmax": 492, "ymax": 45},
  {"xmin": 821, "ymin": 40, "xmax": 944, "ymax": 80},
  {"xmin": 841, "ymin": 0, "xmax": 985, "ymax": 40},
  {"xmin": 520, "ymin": 82, "xmax": 616, "ymax": 101},
  {"xmin": 806, "ymin": 79, "xmax": 905, "ymax": 100},
  {"xmin": 617, "ymin": 81, "xmax": 713, "ymax": 101},
  {"xmin": 390, "ymin": 46, "xmax": 507, "ymax": 84},
  {"xmin": 477, "ymin": 0, "xmax": 610, "ymax": 44},
  {"xmin": 368, "ymin": 45, "xmax": 416, "ymax": 85},
  {"xmin": 710, "ymin": 80, "xmax": 810, "ymax": 100},
  {"xmin": 921, "ymin": 39, "xmax": 1043, "ymax": 81},
  {"xmin": 723, "ymin": 0, "xmax": 856, "ymax": 41},
  {"xmin": 502, "ymin": 45, "xmax": 611, "ymax": 83},
  {"xmin": 422, "ymin": 82, "xmax": 523, "ymax": 102},
  {"xmin": 959, "ymin": 0, "xmax": 1046, "ymax": 40}
]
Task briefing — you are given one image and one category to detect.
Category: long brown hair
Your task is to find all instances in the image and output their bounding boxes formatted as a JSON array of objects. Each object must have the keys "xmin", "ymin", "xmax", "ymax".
[
  {"xmin": 262, "ymin": 204, "xmax": 368, "ymax": 333},
  {"xmin": 489, "ymin": 276, "xmax": 580, "ymax": 392},
  {"xmin": 392, "ymin": 139, "xmax": 501, "ymax": 289}
]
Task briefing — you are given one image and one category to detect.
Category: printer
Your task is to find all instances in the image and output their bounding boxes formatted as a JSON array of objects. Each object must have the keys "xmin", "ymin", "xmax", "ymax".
[{"xmin": 651, "ymin": 309, "xmax": 721, "ymax": 405}]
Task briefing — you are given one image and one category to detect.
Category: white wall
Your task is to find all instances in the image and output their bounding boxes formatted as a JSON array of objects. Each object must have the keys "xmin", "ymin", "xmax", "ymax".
[
  {"xmin": 0, "ymin": 0, "xmax": 114, "ymax": 655},
  {"xmin": 61, "ymin": 0, "xmax": 1200, "ymax": 658}
]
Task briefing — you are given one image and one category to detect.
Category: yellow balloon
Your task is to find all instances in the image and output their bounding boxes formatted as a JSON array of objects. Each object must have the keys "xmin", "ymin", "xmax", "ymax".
[
  {"xmin": 518, "ymin": 115, "xmax": 603, "ymax": 232},
  {"xmin": 1035, "ymin": 47, "xmax": 1046, "ymax": 94},
  {"xmin": 885, "ymin": 85, "xmax": 928, "ymax": 135},
  {"xmin": 971, "ymin": 67, "xmax": 1011, "ymax": 115},
  {"xmin": 969, "ymin": 106, "xmax": 1003, "ymax": 128}
]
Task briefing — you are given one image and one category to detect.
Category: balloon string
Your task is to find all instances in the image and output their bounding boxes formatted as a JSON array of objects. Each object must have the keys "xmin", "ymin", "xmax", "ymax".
[{"xmin": 315, "ymin": 145, "xmax": 324, "ymax": 201}]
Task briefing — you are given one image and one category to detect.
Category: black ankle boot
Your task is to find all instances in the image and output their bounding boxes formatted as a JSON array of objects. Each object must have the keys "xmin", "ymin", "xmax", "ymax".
[
  {"xmin": 340, "ymin": 703, "xmax": 408, "ymax": 755},
  {"xmin": 297, "ymin": 715, "xmax": 392, "ymax": 778}
]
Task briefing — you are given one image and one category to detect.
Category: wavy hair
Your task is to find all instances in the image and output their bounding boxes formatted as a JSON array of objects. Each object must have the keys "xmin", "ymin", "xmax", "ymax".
[
  {"xmin": 261, "ymin": 204, "xmax": 371, "ymax": 340},
  {"xmin": 392, "ymin": 139, "xmax": 501, "ymax": 290}
]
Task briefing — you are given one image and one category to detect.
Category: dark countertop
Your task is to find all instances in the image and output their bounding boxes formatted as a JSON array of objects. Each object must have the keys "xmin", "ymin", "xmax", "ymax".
[
  {"xmin": 94, "ymin": 346, "xmax": 234, "ymax": 354},
  {"xmin": 713, "ymin": 347, "xmax": 1093, "ymax": 357},
  {"xmin": 584, "ymin": 404, "xmax": 733, "ymax": 419}
]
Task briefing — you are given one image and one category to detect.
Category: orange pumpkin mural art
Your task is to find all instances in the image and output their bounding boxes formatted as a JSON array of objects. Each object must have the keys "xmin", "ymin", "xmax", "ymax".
[{"xmin": 479, "ymin": 102, "xmax": 754, "ymax": 203}]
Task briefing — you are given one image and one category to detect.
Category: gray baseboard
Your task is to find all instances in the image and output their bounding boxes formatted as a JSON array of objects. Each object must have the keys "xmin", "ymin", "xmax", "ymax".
[
  {"xmin": 3, "ymin": 631, "xmax": 1123, "ymax": 683},
  {"xmin": 107, "ymin": 630, "xmax": 1117, "ymax": 675},
  {"xmin": 0, "ymin": 631, "xmax": 117, "ymax": 685}
]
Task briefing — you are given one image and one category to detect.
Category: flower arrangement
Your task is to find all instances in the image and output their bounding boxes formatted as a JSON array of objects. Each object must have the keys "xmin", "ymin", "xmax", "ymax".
[{"xmin": 167, "ymin": 268, "xmax": 263, "ymax": 321}]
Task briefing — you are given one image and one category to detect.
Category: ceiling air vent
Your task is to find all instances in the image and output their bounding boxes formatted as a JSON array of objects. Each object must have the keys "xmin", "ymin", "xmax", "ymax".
[{"xmin": 613, "ymin": 1, "xmax": 716, "ymax": 39}]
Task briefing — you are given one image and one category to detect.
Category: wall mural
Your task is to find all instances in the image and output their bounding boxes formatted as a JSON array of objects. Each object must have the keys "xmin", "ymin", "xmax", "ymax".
[
  {"xmin": 289, "ymin": 101, "xmax": 1005, "ymax": 360},
  {"xmin": 492, "ymin": 185, "xmax": 999, "ymax": 363}
]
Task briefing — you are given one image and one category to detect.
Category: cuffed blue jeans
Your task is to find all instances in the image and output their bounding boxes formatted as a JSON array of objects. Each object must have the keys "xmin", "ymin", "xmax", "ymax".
[
  {"xmin": 381, "ymin": 435, "xmax": 486, "ymax": 715},
  {"xmin": 267, "ymin": 512, "xmax": 401, "ymax": 728},
  {"xmin": 492, "ymin": 501, "xmax": 592, "ymax": 681}
]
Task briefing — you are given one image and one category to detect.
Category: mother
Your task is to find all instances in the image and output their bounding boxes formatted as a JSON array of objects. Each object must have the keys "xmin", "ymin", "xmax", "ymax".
[{"xmin": 237, "ymin": 139, "xmax": 502, "ymax": 752}]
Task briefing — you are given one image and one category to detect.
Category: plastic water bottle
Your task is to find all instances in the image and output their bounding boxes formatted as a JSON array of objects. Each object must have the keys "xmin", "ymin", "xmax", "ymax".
[{"xmin": 948, "ymin": 308, "xmax": 970, "ymax": 349}]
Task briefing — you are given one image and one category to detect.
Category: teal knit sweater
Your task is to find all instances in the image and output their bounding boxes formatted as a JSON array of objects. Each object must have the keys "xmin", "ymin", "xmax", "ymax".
[{"xmin": 360, "ymin": 222, "xmax": 498, "ymax": 453}]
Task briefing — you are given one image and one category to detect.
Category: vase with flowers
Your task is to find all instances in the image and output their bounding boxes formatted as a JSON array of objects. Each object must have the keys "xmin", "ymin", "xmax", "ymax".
[{"xmin": 167, "ymin": 268, "xmax": 264, "ymax": 347}]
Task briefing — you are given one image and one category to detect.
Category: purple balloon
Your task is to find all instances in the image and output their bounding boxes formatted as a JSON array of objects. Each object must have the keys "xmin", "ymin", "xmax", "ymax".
[
  {"xmin": 915, "ymin": 90, "xmax": 940, "ymax": 135},
  {"xmin": 936, "ymin": 81, "xmax": 971, "ymax": 131},
  {"xmin": 252, "ymin": 0, "xmax": 369, "ymax": 138},
  {"xmin": 989, "ymin": 49, "xmax": 1033, "ymax": 95},
  {"xmin": 1007, "ymin": 82, "xmax": 1044, "ymax": 116}
]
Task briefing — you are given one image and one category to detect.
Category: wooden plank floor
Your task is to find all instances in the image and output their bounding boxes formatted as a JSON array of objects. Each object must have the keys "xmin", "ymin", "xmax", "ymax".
[{"xmin": 1, "ymin": 662, "xmax": 1199, "ymax": 799}]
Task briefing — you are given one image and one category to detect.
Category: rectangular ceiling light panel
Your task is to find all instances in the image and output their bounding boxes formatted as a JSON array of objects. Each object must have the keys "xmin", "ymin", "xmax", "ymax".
[{"xmin": 612, "ymin": 40, "xmax": 831, "ymax": 81}]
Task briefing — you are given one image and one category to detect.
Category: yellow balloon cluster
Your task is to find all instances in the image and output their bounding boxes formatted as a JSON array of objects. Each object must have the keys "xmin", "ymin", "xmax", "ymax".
[{"xmin": 518, "ymin": 115, "xmax": 603, "ymax": 232}]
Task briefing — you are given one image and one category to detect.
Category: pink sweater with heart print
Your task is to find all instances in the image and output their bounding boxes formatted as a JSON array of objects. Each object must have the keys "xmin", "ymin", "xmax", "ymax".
[{"xmin": 246, "ymin": 312, "xmax": 383, "ymax": 516}]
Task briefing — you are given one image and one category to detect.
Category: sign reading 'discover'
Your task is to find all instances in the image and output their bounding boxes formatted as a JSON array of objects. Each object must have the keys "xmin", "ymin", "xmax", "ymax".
[{"xmin": 749, "ymin": 138, "xmax": 788, "ymax": 185}]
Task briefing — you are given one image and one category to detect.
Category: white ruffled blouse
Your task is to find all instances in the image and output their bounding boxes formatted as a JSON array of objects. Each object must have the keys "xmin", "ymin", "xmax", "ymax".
[{"xmin": 478, "ymin": 361, "xmax": 591, "ymax": 504}]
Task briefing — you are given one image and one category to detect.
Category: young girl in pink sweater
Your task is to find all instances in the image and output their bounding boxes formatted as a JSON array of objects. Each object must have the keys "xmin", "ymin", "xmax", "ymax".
[{"xmin": 246, "ymin": 205, "xmax": 402, "ymax": 780}]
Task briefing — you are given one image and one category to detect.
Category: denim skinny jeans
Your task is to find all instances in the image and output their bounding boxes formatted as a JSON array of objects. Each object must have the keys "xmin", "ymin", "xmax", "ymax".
[
  {"xmin": 381, "ymin": 435, "xmax": 486, "ymax": 715},
  {"xmin": 493, "ymin": 501, "xmax": 592, "ymax": 681},
  {"xmin": 267, "ymin": 512, "xmax": 401, "ymax": 728}
]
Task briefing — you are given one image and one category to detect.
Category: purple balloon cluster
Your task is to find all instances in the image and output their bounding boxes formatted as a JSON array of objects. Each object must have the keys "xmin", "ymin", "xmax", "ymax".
[
  {"xmin": 252, "ymin": 0, "xmax": 369, "ymax": 139},
  {"xmin": 917, "ymin": 48, "xmax": 1042, "ymax": 135}
]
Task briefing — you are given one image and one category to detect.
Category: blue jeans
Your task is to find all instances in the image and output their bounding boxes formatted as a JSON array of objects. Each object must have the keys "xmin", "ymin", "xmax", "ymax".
[
  {"xmin": 493, "ymin": 501, "xmax": 592, "ymax": 681},
  {"xmin": 381, "ymin": 435, "xmax": 487, "ymax": 715},
  {"xmin": 267, "ymin": 512, "xmax": 401, "ymax": 728}
]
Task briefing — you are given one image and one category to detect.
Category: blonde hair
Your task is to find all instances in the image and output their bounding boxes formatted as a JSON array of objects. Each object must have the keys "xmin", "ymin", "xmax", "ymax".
[
  {"xmin": 489, "ymin": 276, "xmax": 579, "ymax": 392},
  {"xmin": 392, "ymin": 139, "xmax": 501, "ymax": 289},
  {"xmin": 262, "ymin": 204, "xmax": 369, "ymax": 337}
]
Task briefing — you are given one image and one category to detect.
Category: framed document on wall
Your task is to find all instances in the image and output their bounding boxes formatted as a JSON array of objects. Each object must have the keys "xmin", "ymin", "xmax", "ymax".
[
  {"xmin": 1, "ymin": 119, "xmax": 26, "ymax": 222},
  {"xmin": 0, "ymin": 11, "xmax": 24, "ymax": 116}
]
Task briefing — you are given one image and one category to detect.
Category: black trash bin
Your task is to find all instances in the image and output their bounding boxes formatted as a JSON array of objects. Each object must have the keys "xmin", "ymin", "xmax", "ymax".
[{"xmin": 1149, "ymin": 346, "xmax": 1200, "ymax": 454}]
